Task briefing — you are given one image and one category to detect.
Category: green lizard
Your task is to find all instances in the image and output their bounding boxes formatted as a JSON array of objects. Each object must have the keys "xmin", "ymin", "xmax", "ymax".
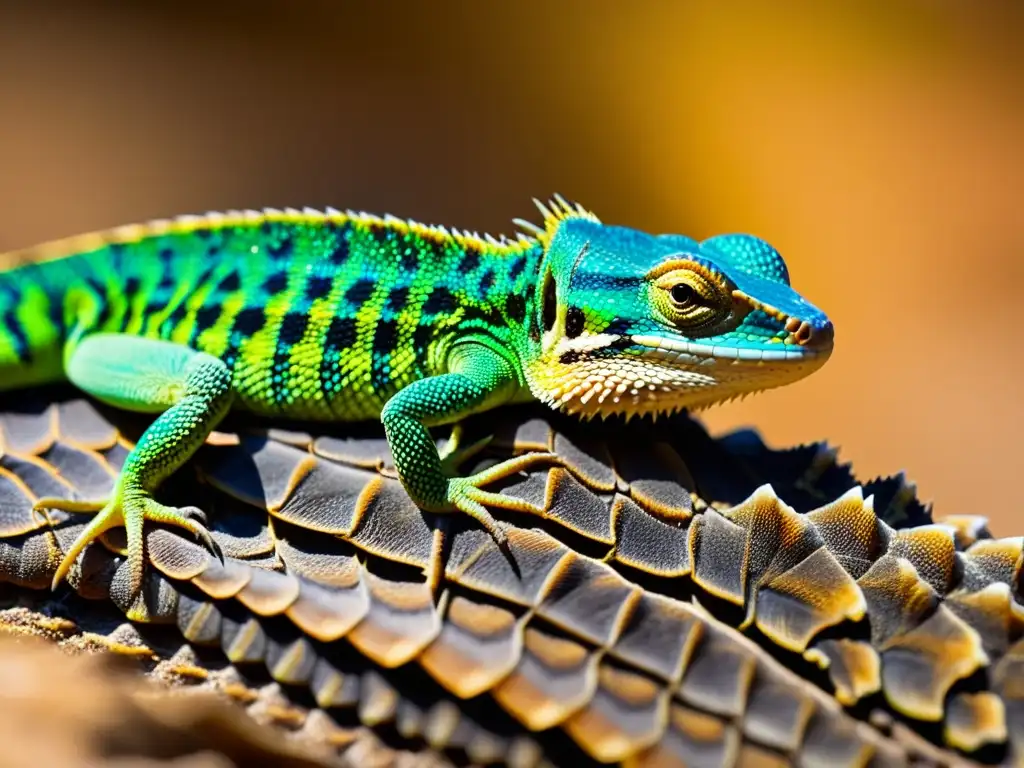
[{"xmin": 0, "ymin": 196, "xmax": 833, "ymax": 595}]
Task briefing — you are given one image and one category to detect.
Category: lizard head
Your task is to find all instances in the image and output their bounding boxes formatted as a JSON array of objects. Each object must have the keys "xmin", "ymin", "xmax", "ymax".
[{"xmin": 518, "ymin": 198, "xmax": 833, "ymax": 419}]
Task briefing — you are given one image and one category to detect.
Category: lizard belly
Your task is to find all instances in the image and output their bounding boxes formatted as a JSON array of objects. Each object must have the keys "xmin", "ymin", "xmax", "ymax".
[
  {"xmin": 225, "ymin": 347, "xmax": 431, "ymax": 424},
  {"xmin": 226, "ymin": 359, "xmax": 380, "ymax": 422}
]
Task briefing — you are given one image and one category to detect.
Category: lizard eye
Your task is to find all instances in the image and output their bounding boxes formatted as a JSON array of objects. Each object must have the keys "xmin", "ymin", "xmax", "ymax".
[
  {"xmin": 670, "ymin": 283, "xmax": 696, "ymax": 306},
  {"xmin": 652, "ymin": 268, "xmax": 729, "ymax": 330}
]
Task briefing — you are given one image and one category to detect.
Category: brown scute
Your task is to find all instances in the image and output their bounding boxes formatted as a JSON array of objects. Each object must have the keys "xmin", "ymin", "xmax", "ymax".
[
  {"xmin": 0, "ymin": 388, "xmax": 1019, "ymax": 766},
  {"xmin": 807, "ymin": 638, "xmax": 882, "ymax": 706}
]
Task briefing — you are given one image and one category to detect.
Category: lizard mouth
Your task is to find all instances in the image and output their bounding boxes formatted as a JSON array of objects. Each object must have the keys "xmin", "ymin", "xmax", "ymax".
[
  {"xmin": 526, "ymin": 327, "xmax": 833, "ymax": 419},
  {"xmin": 627, "ymin": 330, "xmax": 833, "ymax": 362}
]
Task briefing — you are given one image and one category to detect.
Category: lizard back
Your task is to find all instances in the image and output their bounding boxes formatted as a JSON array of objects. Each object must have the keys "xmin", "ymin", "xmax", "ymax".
[{"xmin": 0, "ymin": 209, "xmax": 544, "ymax": 421}]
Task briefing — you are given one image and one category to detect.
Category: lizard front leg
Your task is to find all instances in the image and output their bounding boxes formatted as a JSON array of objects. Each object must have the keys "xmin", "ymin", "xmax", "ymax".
[
  {"xmin": 36, "ymin": 333, "xmax": 230, "ymax": 594},
  {"xmin": 381, "ymin": 338, "xmax": 556, "ymax": 548}
]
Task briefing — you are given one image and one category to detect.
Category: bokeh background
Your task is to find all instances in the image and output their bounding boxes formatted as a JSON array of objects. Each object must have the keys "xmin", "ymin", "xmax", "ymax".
[{"xmin": 1, "ymin": 1, "xmax": 1021, "ymax": 532}]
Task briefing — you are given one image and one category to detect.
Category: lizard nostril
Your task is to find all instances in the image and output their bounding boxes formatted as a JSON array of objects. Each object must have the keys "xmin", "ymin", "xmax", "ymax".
[
  {"xmin": 803, "ymin": 320, "xmax": 834, "ymax": 351},
  {"xmin": 784, "ymin": 316, "xmax": 833, "ymax": 350}
]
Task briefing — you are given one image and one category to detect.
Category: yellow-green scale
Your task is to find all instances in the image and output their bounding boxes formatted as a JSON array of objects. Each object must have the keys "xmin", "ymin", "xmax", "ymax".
[{"xmin": 0, "ymin": 211, "xmax": 539, "ymax": 425}]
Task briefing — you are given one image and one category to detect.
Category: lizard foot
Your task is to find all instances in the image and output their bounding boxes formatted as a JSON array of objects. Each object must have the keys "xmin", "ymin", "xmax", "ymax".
[
  {"xmin": 444, "ymin": 451, "xmax": 561, "ymax": 550},
  {"xmin": 35, "ymin": 488, "xmax": 220, "ymax": 594}
]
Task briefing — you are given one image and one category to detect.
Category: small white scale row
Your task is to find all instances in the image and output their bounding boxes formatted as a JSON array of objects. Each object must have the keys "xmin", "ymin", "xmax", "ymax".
[{"xmin": 632, "ymin": 335, "xmax": 816, "ymax": 362}]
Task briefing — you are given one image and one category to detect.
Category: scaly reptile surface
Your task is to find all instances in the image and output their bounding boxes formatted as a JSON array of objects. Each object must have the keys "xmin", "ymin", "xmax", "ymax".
[
  {"xmin": 0, "ymin": 197, "xmax": 832, "ymax": 601},
  {"xmin": 1, "ymin": 390, "xmax": 1019, "ymax": 767}
]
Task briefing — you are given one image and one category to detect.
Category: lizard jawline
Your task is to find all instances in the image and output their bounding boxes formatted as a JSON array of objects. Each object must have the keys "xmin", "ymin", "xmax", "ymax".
[{"xmin": 526, "ymin": 344, "xmax": 830, "ymax": 420}]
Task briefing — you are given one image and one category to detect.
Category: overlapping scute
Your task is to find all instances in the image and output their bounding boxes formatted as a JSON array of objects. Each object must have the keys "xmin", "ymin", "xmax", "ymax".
[{"xmin": 0, "ymin": 388, "xmax": 1020, "ymax": 767}]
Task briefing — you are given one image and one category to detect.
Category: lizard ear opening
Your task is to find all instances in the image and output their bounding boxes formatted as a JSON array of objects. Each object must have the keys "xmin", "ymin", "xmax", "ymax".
[{"xmin": 541, "ymin": 267, "xmax": 557, "ymax": 332}]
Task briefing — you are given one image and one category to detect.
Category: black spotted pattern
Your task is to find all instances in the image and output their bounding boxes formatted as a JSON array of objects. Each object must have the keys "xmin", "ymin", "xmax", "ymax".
[
  {"xmin": 326, "ymin": 232, "xmax": 350, "ymax": 265},
  {"xmin": 2, "ymin": 306, "xmax": 30, "ymax": 363},
  {"xmin": 263, "ymin": 272, "xmax": 289, "ymax": 296},
  {"xmin": 106, "ymin": 242, "xmax": 127, "ymax": 272},
  {"xmin": 217, "ymin": 271, "xmax": 242, "ymax": 294},
  {"xmin": 386, "ymin": 286, "xmax": 410, "ymax": 315},
  {"xmin": 194, "ymin": 304, "xmax": 222, "ymax": 334},
  {"xmin": 411, "ymin": 322, "xmax": 434, "ymax": 354},
  {"xmin": 423, "ymin": 287, "xmax": 457, "ymax": 317},
  {"xmin": 565, "ymin": 306, "xmax": 585, "ymax": 338},
  {"xmin": 267, "ymin": 232, "xmax": 293, "ymax": 259},
  {"xmin": 459, "ymin": 249, "xmax": 481, "ymax": 274},
  {"xmin": 460, "ymin": 304, "xmax": 504, "ymax": 329},
  {"xmin": 195, "ymin": 265, "xmax": 217, "ymax": 291},
  {"xmin": 157, "ymin": 248, "xmax": 176, "ymax": 289},
  {"xmin": 508, "ymin": 255, "xmax": 527, "ymax": 284},
  {"xmin": 83, "ymin": 277, "xmax": 112, "ymax": 329},
  {"xmin": 142, "ymin": 298, "xmax": 170, "ymax": 319},
  {"xmin": 323, "ymin": 315, "xmax": 357, "ymax": 353},
  {"xmin": 479, "ymin": 269, "xmax": 495, "ymax": 297},
  {"xmin": 505, "ymin": 293, "xmax": 526, "ymax": 324},
  {"xmin": 344, "ymin": 278, "xmax": 376, "ymax": 308},
  {"xmin": 319, "ymin": 315, "xmax": 358, "ymax": 395},
  {"xmin": 278, "ymin": 311, "xmax": 310, "ymax": 347},
  {"xmin": 231, "ymin": 306, "xmax": 267, "ymax": 337},
  {"xmin": 370, "ymin": 319, "xmax": 399, "ymax": 392},
  {"xmin": 399, "ymin": 243, "xmax": 419, "ymax": 273},
  {"xmin": 270, "ymin": 308, "xmax": 309, "ymax": 403},
  {"xmin": 160, "ymin": 303, "xmax": 189, "ymax": 337},
  {"xmin": 305, "ymin": 275, "xmax": 333, "ymax": 302}
]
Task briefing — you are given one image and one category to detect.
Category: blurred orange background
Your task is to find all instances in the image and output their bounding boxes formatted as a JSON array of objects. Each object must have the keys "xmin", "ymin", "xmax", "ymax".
[{"xmin": 1, "ymin": 1, "xmax": 1021, "ymax": 532}]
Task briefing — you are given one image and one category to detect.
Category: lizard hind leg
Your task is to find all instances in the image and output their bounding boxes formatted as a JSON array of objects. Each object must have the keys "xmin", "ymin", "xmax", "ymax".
[{"xmin": 35, "ymin": 334, "xmax": 232, "ymax": 594}]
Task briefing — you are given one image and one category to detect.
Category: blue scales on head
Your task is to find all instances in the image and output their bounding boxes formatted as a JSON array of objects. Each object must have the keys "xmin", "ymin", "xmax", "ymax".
[{"xmin": 520, "ymin": 212, "xmax": 833, "ymax": 418}]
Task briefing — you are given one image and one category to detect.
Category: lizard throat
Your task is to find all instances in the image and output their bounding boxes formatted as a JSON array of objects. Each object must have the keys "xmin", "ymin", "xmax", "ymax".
[{"xmin": 525, "ymin": 334, "xmax": 831, "ymax": 419}]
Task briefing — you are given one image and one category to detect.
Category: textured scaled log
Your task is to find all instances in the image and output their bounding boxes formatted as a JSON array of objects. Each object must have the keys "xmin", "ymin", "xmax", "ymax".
[{"xmin": 0, "ymin": 386, "xmax": 1021, "ymax": 768}]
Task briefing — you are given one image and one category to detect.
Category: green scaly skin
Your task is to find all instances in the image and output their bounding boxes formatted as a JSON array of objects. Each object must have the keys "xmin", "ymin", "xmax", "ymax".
[{"xmin": 0, "ymin": 196, "xmax": 834, "ymax": 595}]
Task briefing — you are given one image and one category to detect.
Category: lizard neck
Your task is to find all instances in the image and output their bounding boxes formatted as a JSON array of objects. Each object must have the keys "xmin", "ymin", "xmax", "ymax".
[{"xmin": 445, "ymin": 239, "xmax": 546, "ymax": 380}]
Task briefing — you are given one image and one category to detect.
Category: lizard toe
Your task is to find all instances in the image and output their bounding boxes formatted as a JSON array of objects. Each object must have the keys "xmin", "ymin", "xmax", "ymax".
[
  {"xmin": 46, "ymin": 489, "xmax": 222, "ymax": 592},
  {"xmin": 49, "ymin": 496, "xmax": 125, "ymax": 590},
  {"xmin": 141, "ymin": 498, "xmax": 222, "ymax": 563}
]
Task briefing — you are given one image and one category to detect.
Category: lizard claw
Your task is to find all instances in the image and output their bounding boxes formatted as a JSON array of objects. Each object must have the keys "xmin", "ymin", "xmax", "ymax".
[
  {"xmin": 36, "ymin": 491, "xmax": 221, "ymax": 593},
  {"xmin": 176, "ymin": 505, "xmax": 224, "ymax": 563}
]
